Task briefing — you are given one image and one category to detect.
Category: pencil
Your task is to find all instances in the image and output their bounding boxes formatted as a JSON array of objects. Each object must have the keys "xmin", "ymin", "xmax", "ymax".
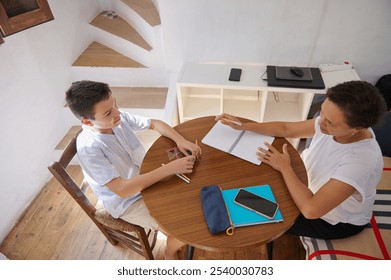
[
  {"xmin": 176, "ymin": 173, "xmax": 190, "ymax": 184},
  {"xmin": 161, "ymin": 163, "xmax": 190, "ymax": 184},
  {"xmin": 180, "ymin": 173, "xmax": 190, "ymax": 181}
]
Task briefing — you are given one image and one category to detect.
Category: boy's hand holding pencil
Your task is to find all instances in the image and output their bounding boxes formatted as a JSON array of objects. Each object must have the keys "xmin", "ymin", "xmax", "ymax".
[
  {"xmin": 176, "ymin": 138, "xmax": 202, "ymax": 158},
  {"xmin": 162, "ymin": 155, "xmax": 195, "ymax": 184}
]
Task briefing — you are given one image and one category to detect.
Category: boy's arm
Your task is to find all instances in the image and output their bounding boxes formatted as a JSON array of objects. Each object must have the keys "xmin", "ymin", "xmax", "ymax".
[
  {"xmin": 106, "ymin": 155, "xmax": 195, "ymax": 198},
  {"xmin": 150, "ymin": 119, "xmax": 202, "ymax": 157}
]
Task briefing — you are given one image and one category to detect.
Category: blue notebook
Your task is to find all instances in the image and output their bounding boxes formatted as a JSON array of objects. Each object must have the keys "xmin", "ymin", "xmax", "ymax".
[{"xmin": 222, "ymin": 185, "xmax": 283, "ymax": 227}]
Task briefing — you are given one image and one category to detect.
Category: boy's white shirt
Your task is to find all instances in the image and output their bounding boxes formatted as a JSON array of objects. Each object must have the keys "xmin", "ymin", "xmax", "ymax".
[{"xmin": 77, "ymin": 111, "xmax": 151, "ymax": 218}]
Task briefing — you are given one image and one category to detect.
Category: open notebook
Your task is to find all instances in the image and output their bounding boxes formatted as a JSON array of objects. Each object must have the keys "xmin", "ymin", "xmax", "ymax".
[
  {"xmin": 201, "ymin": 121, "xmax": 274, "ymax": 165},
  {"xmin": 222, "ymin": 185, "xmax": 283, "ymax": 227}
]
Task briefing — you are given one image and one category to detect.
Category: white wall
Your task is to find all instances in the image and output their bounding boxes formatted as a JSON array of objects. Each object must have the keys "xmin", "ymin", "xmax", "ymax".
[
  {"xmin": 0, "ymin": 0, "xmax": 100, "ymax": 242},
  {"xmin": 158, "ymin": 0, "xmax": 391, "ymax": 84}
]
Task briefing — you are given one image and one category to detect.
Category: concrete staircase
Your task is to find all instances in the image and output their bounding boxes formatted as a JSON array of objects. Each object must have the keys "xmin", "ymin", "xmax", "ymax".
[{"xmin": 58, "ymin": 0, "xmax": 174, "ymax": 155}]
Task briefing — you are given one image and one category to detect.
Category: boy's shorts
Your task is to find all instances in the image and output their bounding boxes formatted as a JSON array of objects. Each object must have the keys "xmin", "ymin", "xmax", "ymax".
[{"xmin": 120, "ymin": 198, "xmax": 159, "ymax": 231}]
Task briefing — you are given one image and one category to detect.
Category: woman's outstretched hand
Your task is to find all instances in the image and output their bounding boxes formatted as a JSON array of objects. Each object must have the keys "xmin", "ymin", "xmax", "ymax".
[{"xmin": 257, "ymin": 143, "xmax": 291, "ymax": 172}]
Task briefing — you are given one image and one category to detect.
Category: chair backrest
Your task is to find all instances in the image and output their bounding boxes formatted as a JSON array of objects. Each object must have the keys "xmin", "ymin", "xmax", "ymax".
[{"xmin": 48, "ymin": 129, "xmax": 98, "ymax": 221}]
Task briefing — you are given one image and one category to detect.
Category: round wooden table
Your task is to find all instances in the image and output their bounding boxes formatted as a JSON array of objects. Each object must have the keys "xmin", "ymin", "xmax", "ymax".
[{"xmin": 141, "ymin": 116, "xmax": 307, "ymax": 252}]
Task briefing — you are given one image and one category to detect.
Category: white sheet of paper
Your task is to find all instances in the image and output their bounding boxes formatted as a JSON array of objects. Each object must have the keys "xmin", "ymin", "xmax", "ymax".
[
  {"xmin": 202, "ymin": 121, "xmax": 275, "ymax": 165},
  {"xmin": 231, "ymin": 131, "xmax": 275, "ymax": 165},
  {"xmin": 201, "ymin": 121, "xmax": 243, "ymax": 153}
]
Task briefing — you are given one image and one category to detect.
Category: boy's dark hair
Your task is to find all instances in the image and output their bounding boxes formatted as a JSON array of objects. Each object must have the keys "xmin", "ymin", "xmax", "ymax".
[
  {"xmin": 375, "ymin": 74, "xmax": 391, "ymax": 110},
  {"xmin": 65, "ymin": 80, "xmax": 111, "ymax": 120},
  {"xmin": 326, "ymin": 80, "xmax": 386, "ymax": 129}
]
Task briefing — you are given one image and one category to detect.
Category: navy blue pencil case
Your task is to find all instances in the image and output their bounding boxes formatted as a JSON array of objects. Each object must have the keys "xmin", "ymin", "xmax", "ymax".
[{"xmin": 200, "ymin": 185, "xmax": 234, "ymax": 235}]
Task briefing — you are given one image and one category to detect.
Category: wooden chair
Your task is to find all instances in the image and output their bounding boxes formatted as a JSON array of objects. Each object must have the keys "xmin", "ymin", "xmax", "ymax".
[{"xmin": 48, "ymin": 130, "xmax": 157, "ymax": 260}]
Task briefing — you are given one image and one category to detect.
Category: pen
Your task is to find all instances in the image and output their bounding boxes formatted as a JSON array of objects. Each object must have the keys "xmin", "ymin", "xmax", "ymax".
[
  {"xmin": 161, "ymin": 164, "xmax": 190, "ymax": 184},
  {"xmin": 220, "ymin": 117, "xmax": 242, "ymax": 126}
]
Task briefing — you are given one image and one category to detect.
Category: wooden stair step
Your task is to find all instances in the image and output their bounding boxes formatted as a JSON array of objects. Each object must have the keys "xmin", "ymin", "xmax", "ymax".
[
  {"xmin": 122, "ymin": 0, "xmax": 161, "ymax": 26},
  {"xmin": 90, "ymin": 13, "xmax": 152, "ymax": 51},
  {"xmin": 111, "ymin": 87, "xmax": 167, "ymax": 109},
  {"xmin": 63, "ymin": 87, "xmax": 167, "ymax": 108},
  {"xmin": 72, "ymin": 42, "xmax": 146, "ymax": 68},
  {"xmin": 55, "ymin": 126, "xmax": 82, "ymax": 150},
  {"xmin": 55, "ymin": 123, "xmax": 162, "ymax": 151}
]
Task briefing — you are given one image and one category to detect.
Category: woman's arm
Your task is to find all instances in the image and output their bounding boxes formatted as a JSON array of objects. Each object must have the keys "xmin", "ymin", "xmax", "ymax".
[
  {"xmin": 216, "ymin": 113, "xmax": 316, "ymax": 139},
  {"xmin": 258, "ymin": 143, "xmax": 355, "ymax": 219}
]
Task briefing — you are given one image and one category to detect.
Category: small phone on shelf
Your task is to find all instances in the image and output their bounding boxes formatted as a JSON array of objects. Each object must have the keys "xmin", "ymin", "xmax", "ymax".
[
  {"xmin": 233, "ymin": 188, "xmax": 279, "ymax": 219},
  {"xmin": 229, "ymin": 68, "xmax": 242, "ymax": 81}
]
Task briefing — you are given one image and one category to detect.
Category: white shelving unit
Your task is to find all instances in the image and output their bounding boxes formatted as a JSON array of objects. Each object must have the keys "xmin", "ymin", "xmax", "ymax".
[{"xmin": 176, "ymin": 62, "xmax": 359, "ymax": 148}]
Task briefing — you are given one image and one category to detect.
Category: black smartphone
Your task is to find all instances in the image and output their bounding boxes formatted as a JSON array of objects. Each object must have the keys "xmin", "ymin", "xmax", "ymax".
[
  {"xmin": 234, "ymin": 189, "xmax": 279, "ymax": 219},
  {"xmin": 229, "ymin": 68, "xmax": 242, "ymax": 81}
]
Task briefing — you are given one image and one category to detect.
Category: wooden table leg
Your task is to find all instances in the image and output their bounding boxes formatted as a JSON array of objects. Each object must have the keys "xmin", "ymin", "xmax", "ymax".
[
  {"xmin": 186, "ymin": 245, "xmax": 195, "ymax": 260},
  {"xmin": 267, "ymin": 241, "xmax": 274, "ymax": 260}
]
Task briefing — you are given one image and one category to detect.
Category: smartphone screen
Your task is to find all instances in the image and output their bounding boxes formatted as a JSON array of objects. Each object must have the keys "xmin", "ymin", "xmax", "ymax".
[{"xmin": 234, "ymin": 189, "xmax": 279, "ymax": 219}]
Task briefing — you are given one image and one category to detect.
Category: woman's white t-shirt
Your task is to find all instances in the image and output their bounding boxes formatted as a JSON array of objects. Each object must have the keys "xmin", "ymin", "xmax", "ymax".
[{"xmin": 301, "ymin": 117, "xmax": 383, "ymax": 225}]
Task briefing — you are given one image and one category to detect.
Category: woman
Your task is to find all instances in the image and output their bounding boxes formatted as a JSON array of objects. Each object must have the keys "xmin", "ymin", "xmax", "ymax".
[{"xmin": 216, "ymin": 80, "xmax": 386, "ymax": 239}]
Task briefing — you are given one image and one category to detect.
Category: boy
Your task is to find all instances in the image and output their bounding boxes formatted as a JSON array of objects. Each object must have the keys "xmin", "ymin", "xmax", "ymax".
[{"xmin": 65, "ymin": 81, "xmax": 201, "ymax": 259}]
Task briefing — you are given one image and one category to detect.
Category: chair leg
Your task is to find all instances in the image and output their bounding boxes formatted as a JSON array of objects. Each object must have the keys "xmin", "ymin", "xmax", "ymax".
[
  {"xmin": 96, "ymin": 220, "xmax": 156, "ymax": 259},
  {"xmin": 146, "ymin": 229, "xmax": 158, "ymax": 250},
  {"xmin": 137, "ymin": 230, "xmax": 155, "ymax": 260},
  {"xmin": 94, "ymin": 221, "xmax": 119, "ymax": 245}
]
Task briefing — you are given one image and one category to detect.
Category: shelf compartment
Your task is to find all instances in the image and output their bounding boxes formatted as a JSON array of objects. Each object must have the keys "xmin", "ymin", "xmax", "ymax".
[
  {"xmin": 223, "ymin": 99, "xmax": 262, "ymax": 122},
  {"xmin": 263, "ymin": 91, "xmax": 313, "ymax": 122},
  {"xmin": 182, "ymin": 97, "xmax": 221, "ymax": 121},
  {"xmin": 179, "ymin": 87, "xmax": 222, "ymax": 121},
  {"xmin": 223, "ymin": 89, "xmax": 260, "ymax": 101},
  {"xmin": 181, "ymin": 87, "xmax": 221, "ymax": 99},
  {"xmin": 222, "ymin": 89, "xmax": 263, "ymax": 121}
]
